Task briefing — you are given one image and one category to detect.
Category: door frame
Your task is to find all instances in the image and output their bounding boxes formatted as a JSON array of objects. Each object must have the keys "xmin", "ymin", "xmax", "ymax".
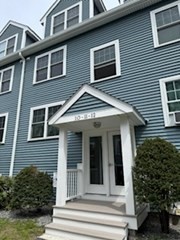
[
  {"xmin": 108, "ymin": 131, "xmax": 125, "ymax": 195},
  {"xmin": 83, "ymin": 129, "xmax": 125, "ymax": 196},
  {"xmin": 84, "ymin": 130, "xmax": 109, "ymax": 195}
]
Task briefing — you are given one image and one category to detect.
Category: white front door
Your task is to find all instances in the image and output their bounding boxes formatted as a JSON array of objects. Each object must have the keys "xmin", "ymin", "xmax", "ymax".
[{"xmin": 84, "ymin": 130, "xmax": 125, "ymax": 196}]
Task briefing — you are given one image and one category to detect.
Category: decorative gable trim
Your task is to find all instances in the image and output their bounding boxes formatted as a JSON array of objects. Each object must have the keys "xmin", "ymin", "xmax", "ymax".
[
  {"xmin": 49, "ymin": 84, "xmax": 145, "ymax": 126},
  {"xmin": 0, "ymin": 20, "xmax": 41, "ymax": 46}
]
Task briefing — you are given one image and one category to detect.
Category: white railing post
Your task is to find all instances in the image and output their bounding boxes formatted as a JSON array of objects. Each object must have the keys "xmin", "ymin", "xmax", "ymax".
[{"xmin": 77, "ymin": 163, "xmax": 83, "ymax": 196}]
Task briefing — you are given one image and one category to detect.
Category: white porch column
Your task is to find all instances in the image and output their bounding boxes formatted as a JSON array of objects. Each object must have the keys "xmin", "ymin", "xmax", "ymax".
[
  {"xmin": 120, "ymin": 116, "xmax": 136, "ymax": 215},
  {"xmin": 56, "ymin": 128, "xmax": 67, "ymax": 206}
]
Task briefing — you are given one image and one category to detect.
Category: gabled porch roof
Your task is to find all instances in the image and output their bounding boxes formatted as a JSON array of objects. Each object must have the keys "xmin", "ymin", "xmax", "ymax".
[{"xmin": 49, "ymin": 84, "xmax": 145, "ymax": 131}]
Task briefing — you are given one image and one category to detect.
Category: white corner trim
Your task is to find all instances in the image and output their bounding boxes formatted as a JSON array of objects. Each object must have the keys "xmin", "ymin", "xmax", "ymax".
[
  {"xmin": 90, "ymin": 39, "xmax": 121, "ymax": 83},
  {"xmin": 89, "ymin": 0, "xmax": 94, "ymax": 18},
  {"xmin": 0, "ymin": 112, "xmax": 8, "ymax": 144},
  {"xmin": 9, "ymin": 57, "xmax": 26, "ymax": 177},
  {"xmin": 159, "ymin": 75, "xmax": 180, "ymax": 127},
  {"xmin": 150, "ymin": 1, "xmax": 180, "ymax": 48},
  {"xmin": 33, "ymin": 45, "xmax": 67, "ymax": 84}
]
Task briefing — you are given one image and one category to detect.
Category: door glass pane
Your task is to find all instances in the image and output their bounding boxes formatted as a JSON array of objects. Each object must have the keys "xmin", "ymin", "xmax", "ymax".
[
  {"xmin": 113, "ymin": 135, "xmax": 124, "ymax": 186},
  {"xmin": 90, "ymin": 136, "xmax": 103, "ymax": 185}
]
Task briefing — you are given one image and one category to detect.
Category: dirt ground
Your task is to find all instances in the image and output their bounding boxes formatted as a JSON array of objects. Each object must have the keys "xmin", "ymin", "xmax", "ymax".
[{"xmin": 135, "ymin": 213, "xmax": 180, "ymax": 239}]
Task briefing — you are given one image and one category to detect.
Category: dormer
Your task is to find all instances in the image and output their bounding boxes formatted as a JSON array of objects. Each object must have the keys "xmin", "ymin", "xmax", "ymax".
[
  {"xmin": 40, "ymin": 0, "xmax": 106, "ymax": 38},
  {"xmin": 0, "ymin": 21, "xmax": 40, "ymax": 59}
]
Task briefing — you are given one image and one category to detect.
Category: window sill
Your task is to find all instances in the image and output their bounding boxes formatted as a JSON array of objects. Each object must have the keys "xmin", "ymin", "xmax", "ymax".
[
  {"xmin": 33, "ymin": 74, "xmax": 66, "ymax": 85},
  {"xmin": 154, "ymin": 38, "xmax": 180, "ymax": 48},
  {"xmin": 0, "ymin": 90, "xmax": 11, "ymax": 96},
  {"xmin": 90, "ymin": 74, "xmax": 121, "ymax": 84},
  {"xmin": 27, "ymin": 136, "xmax": 59, "ymax": 142}
]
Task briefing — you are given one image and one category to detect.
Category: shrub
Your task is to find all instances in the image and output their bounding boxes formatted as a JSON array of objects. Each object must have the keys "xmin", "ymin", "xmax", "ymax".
[
  {"xmin": 0, "ymin": 176, "xmax": 13, "ymax": 210},
  {"xmin": 11, "ymin": 166, "xmax": 53, "ymax": 210},
  {"xmin": 133, "ymin": 138, "xmax": 180, "ymax": 233}
]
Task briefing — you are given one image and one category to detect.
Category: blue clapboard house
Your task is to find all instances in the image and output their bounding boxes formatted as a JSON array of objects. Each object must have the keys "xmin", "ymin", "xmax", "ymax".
[{"xmin": 0, "ymin": 0, "xmax": 180, "ymax": 239}]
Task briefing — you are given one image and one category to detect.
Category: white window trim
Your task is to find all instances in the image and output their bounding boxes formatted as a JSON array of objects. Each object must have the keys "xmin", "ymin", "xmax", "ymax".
[
  {"xmin": 159, "ymin": 75, "xmax": 180, "ymax": 127},
  {"xmin": 50, "ymin": 1, "xmax": 82, "ymax": 35},
  {"xmin": 0, "ymin": 66, "xmax": 14, "ymax": 95},
  {"xmin": 90, "ymin": 39, "xmax": 121, "ymax": 83},
  {"xmin": 150, "ymin": 1, "xmax": 180, "ymax": 48},
  {"xmin": 0, "ymin": 34, "xmax": 18, "ymax": 57},
  {"xmin": 0, "ymin": 112, "xmax": 8, "ymax": 144},
  {"xmin": 33, "ymin": 45, "xmax": 67, "ymax": 85},
  {"xmin": 28, "ymin": 101, "xmax": 65, "ymax": 141}
]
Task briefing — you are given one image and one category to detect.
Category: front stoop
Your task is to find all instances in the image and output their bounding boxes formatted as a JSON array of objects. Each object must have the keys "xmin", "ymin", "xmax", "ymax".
[{"xmin": 38, "ymin": 200, "xmax": 148, "ymax": 240}]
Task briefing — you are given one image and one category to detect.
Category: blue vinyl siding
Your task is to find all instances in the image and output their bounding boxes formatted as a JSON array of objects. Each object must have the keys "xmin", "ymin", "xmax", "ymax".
[
  {"xmin": 25, "ymin": 35, "xmax": 37, "ymax": 46},
  {"xmin": 0, "ymin": 62, "xmax": 22, "ymax": 175},
  {"xmin": 64, "ymin": 93, "xmax": 110, "ymax": 116},
  {"xmin": 0, "ymin": 25, "xmax": 23, "ymax": 51},
  {"xmin": 44, "ymin": 0, "xmax": 89, "ymax": 37},
  {"xmin": 1, "ymin": 0, "xmax": 179, "ymax": 177}
]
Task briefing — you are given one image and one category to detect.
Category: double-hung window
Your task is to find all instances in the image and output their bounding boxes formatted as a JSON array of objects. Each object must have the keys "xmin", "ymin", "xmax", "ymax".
[
  {"xmin": 151, "ymin": 1, "xmax": 180, "ymax": 47},
  {"xmin": 0, "ymin": 35, "xmax": 17, "ymax": 58},
  {"xmin": 34, "ymin": 46, "xmax": 66, "ymax": 84},
  {"xmin": 0, "ymin": 113, "xmax": 8, "ymax": 144},
  {"xmin": 0, "ymin": 67, "xmax": 14, "ymax": 94},
  {"xmin": 51, "ymin": 2, "xmax": 82, "ymax": 34},
  {"xmin": 160, "ymin": 75, "xmax": 180, "ymax": 126},
  {"xmin": 28, "ymin": 102, "xmax": 64, "ymax": 140},
  {"xmin": 90, "ymin": 40, "xmax": 121, "ymax": 82}
]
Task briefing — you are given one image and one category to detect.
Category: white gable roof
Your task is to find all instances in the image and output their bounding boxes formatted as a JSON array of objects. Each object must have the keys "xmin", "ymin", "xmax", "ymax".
[
  {"xmin": 0, "ymin": 20, "xmax": 41, "ymax": 41},
  {"xmin": 49, "ymin": 84, "xmax": 145, "ymax": 126}
]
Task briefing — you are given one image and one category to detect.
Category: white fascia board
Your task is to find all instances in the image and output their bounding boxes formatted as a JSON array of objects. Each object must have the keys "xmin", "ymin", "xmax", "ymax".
[
  {"xmin": 0, "ymin": 0, "xmax": 162, "ymax": 68},
  {"xmin": 40, "ymin": 0, "xmax": 61, "ymax": 24},
  {"xmin": 54, "ymin": 108, "xmax": 123, "ymax": 125}
]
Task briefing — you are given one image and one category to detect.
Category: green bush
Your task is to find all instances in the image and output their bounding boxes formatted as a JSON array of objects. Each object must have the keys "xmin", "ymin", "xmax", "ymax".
[
  {"xmin": 11, "ymin": 166, "xmax": 53, "ymax": 210},
  {"xmin": 133, "ymin": 138, "xmax": 180, "ymax": 233},
  {"xmin": 0, "ymin": 176, "xmax": 14, "ymax": 210}
]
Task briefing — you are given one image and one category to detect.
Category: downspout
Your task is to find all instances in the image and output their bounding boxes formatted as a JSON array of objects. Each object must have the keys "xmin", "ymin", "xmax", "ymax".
[{"xmin": 9, "ymin": 52, "xmax": 26, "ymax": 177}]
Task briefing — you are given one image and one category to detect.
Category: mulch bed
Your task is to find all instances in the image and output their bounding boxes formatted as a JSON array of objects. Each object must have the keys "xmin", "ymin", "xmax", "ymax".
[{"xmin": 135, "ymin": 213, "xmax": 180, "ymax": 239}]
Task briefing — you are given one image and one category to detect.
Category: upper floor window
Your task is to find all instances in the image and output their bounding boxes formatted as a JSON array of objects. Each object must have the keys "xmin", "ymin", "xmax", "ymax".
[
  {"xmin": 28, "ymin": 102, "xmax": 64, "ymax": 141},
  {"xmin": 51, "ymin": 2, "xmax": 82, "ymax": 35},
  {"xmin": 90, "ymin": 40, "xmax": 121, "ymax": 83},
  {"xmin": 0, "ymin": 66, "xmax": 14, "ymax": 94},
  {"xmin": 33, "ymin": 46, "xmax": 67, "ymax": 84},
  {"xmin": 151, "ymin": 1, "xmax": 180, "ymax": 47},
  {"xmin": 160, "ymin": 75, "xmax": 180, "ymax": 127},
  {"xmin": 0, "ymin": 113, "xmax": 8, "ymax": 144},
  {"xmin": 0, "ymin": 35, "xmax": 17, "ymax": 58}
]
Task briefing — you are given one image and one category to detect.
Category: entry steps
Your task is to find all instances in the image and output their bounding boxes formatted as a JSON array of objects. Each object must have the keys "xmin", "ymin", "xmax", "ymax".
[{"xmin": 38, "ymin": 204, "xmax": 128, "ymax": 240}]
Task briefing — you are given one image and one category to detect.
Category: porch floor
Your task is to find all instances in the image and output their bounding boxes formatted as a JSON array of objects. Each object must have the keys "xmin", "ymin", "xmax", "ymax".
[{"xmin": 64, "ymin": 199, "xmax": 126, "ymax": 215}]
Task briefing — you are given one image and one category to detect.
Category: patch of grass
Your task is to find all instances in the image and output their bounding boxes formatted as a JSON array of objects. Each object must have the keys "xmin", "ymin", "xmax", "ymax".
[{"xmin": 0, "ymin": 219, "xmax": 44, "ymax": 240}]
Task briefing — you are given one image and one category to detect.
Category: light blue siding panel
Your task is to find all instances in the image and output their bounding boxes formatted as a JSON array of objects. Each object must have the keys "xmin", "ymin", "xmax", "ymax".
[
  {"xmin": 0, "ymin": 25, "xmax": 23, "ymax": 51},
  {"xmin": 25, "ymin": 35, "xmax": 37, "ymax": 46},
  {"xmin": 64, "ymin": 93, "xmax": 110, "ymax": 116},
  {"xmin": 45, "ymin": 0, "xmax": 89, "ymax": 37},
  {"xmin": 0, "ymin": 62, "xmax": 22, "ymax": 175}
]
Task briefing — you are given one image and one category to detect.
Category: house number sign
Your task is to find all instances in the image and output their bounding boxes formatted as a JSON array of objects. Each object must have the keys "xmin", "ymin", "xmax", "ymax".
[{"xmin": 75, "ymin": 112, "xmax": 96, "ymax": 121}]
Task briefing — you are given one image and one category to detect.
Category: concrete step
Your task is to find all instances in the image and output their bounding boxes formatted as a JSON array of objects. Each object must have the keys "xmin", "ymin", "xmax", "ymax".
[
  {"xmin": 53, "ymin": 213, "xmax": 128, "ymax": 235},
  {"xmin": 45, "ymin": 222, "xmax": 126, "ymax": 240}
]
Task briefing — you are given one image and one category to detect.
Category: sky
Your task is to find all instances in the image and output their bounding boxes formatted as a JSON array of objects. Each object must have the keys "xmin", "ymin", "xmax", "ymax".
[{"xmin": 0, "ymin": 0, "xmax": 119, "ymax": 38}]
